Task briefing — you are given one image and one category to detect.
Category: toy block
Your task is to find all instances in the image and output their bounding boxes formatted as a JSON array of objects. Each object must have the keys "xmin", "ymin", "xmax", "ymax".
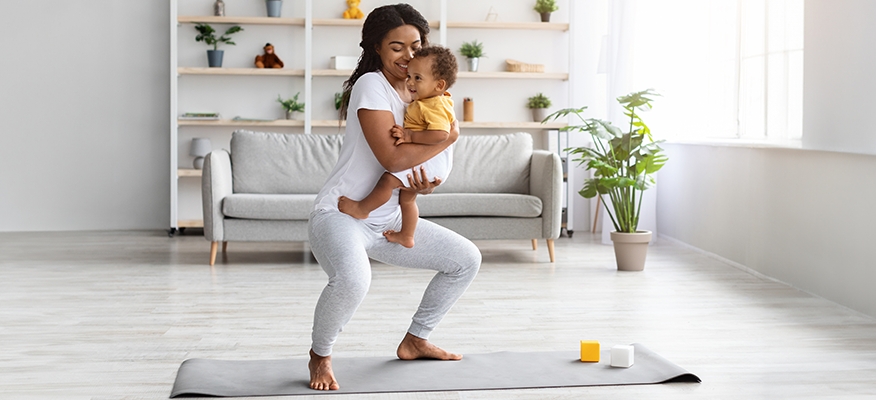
[
  {"xmin": 579, "ymin": 340, "xmax": 600, "ymax": 362},
  {"xmin": 610, "ymin": 344, "xmax": 635, "ymax": 368}
]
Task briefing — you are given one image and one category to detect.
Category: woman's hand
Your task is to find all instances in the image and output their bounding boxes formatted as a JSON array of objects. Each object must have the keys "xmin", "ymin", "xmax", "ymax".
[{"xmin": 402, "ymin": 165, "xmax": 441, "ymax": 195}]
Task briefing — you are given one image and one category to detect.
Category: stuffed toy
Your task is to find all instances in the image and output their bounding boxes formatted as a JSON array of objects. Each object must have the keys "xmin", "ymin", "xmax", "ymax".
[
  {"xmin": 343, "ymin": 0, "xmax": 364, "ymax": 19},
  {"xmin": 255, "ymin": 43, "xmax": 284, "ymax": 69}
]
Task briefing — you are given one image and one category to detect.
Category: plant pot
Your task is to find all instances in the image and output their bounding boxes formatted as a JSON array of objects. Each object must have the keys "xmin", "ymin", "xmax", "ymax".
[
  {"xmin": 285, "ymin": 110, "xmax": 300, "ymax": 120},
  {"xmin": 266, "ymin": 0, "xmax": 282, "ymax": 17},
  {"xmin": 610, "ymin": 231, "xmax": 652, "ymax": 271},
  {"xmin": 540, "ymin": 12, "xmax": 552, "ymax": 22},
  {"xmin": 531, "ymin": 107, "xmax": 548, "ymax": 122},
  {"xmin": 466, "ymin": 57, "xmax": 479, "ymax": 72},
  {"xmin": 207, "ymin": 50, "xmax": 224, "ymax": 68}
]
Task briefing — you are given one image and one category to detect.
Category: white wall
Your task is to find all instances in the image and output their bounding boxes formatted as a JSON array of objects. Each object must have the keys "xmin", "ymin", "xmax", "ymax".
[
  {"xmin": 655, "ymin": 0, "xmax": 876, "ymax": 318},
  {"xmin": 0, "ymin": 1, "xmax": 169, "ymax": 231},
  {"xmin": 802, "ymin": 0, "xmax": 876, "ymax": 155}
]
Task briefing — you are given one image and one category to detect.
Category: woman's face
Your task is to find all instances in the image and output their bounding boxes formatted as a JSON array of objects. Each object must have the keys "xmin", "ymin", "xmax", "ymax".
[{"xmin": 376, "ymin": 24, "xmax": 422, "ymax": 84}]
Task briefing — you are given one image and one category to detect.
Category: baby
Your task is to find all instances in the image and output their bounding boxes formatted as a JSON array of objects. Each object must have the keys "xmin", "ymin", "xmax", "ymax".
[{"xmin": 338, "ymin": 45, "xmax": 459, "ymax": 248}]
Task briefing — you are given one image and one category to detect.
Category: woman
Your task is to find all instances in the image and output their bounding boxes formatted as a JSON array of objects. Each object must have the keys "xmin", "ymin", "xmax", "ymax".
[{"xmin": 307, "ymin": 3, "xmax": 481, "ymax": 391}]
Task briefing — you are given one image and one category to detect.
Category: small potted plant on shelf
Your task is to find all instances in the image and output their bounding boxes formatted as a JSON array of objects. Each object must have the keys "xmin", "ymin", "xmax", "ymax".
[
  {"xmin": 277, "ymin": 93, "xmax": 304, "ymax": 119},
  {"xmin": 527, "ymin": 93, "xmax": 552, "ymax": 122},
  {"xmin": 459, "ymin": 40, "xmax": 485, "ymax": 72},
  {"xmin": 534, "ymin": 0, "xmax": 559, "ymax": 22},
  {"xmin": 195, "ymin": 23, "xmax": 243, "ymax": 68},
  {"xmin": 544, "ymin": 89, "xmax": 667, "ymax": 271},
  {"xmin": 334, "ymin": 92, "xmax": 343, "ymax": 110}
]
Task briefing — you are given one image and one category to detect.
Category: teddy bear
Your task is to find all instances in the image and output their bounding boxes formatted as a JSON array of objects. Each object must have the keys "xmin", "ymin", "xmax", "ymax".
[
  {"xmin": 255, "ymin": 43, "xmax": 284, "ymax": 69},
  {"xmin": 343, "ymin": 0, "xmax": 364, "ymax": 19}
]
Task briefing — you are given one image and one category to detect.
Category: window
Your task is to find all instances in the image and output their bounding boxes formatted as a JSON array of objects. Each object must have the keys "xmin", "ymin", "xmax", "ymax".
[{"xmin": 624, "ymin": 0, "xmax": 803, "ymax": 142}]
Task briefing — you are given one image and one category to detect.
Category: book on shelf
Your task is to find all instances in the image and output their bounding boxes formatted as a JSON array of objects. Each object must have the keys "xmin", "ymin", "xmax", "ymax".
[{"xmin": 180, "ymin": 112, "xmax": 220, "ymax": 120}]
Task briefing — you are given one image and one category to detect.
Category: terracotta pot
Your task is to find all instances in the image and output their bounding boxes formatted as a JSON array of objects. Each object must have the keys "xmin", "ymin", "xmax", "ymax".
[{"xmin": 610, "ymin": 231, "xmax": 652, "ymax": 271}]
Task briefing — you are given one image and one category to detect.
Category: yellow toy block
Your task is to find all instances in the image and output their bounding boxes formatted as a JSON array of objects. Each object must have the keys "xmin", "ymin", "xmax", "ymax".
[{"xmin": 580, "ymin": 340, "xmax": 600, "ymax": 362}]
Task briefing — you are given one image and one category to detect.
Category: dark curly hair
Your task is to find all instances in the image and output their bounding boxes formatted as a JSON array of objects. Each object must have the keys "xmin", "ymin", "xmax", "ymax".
[
  {"xmin": 413, "ymin": 46, "xmax": 458, "ymax": 90},
  {"xmin": 339, "ymin": 4, "xmax": 430, "ymax": 120}
]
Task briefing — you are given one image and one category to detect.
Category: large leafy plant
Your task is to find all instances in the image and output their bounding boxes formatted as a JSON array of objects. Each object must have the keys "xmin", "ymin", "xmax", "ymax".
[{"xmin": 545, "ymin": 89, "xmax": 667, "ymax": 233}]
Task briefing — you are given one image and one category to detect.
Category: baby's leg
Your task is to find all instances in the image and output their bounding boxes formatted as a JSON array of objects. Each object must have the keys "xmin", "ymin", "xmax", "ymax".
[
  {"xmin": 384, "ymin": 190, "xmax": 417, "ymax": 248},
  {"xmin": 338, "ymin": 172, "xmax": 402, "ymax": 219}
]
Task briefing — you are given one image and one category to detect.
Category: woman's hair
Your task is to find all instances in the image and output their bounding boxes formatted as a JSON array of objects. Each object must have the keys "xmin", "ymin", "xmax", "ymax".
[{"xmin": 339, "ymin": 3, "xmax": 430, "ymax": 120}]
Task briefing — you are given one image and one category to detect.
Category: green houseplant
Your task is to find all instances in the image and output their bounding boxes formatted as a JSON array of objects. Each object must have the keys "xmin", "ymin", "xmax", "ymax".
[
  {"xmin": 545, "ymin": 89, "xmax": 667, "ymax": 271},
  {"xmin": 527, "ymin": 93, "xmax": 552, "ymax": 122},
  {"xmin": 277, "ymin": 93, "xmax": 304, "ymax": 119},
  {"xmin": 534, "ymin": 0, "xmax": 559, "ymax": 22},
  {"xmin": 195, "ymin": 23, "xmax": 243, "ymax": 68},
  {"xmin": 459, "ymin": 40, "xmax": 485, "ymax": 72}
]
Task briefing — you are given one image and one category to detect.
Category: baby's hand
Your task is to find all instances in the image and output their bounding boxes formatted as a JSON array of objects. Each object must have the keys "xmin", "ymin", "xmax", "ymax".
[{"xmin": 391, "ymin": 125, "xmax": 412, "ymax": 146}]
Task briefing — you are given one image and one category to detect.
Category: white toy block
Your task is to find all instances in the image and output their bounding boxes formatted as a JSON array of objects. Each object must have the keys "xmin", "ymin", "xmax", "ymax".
[{"xmin": 610, "ymin": 345, "xmax": 634, "ymax": 368}]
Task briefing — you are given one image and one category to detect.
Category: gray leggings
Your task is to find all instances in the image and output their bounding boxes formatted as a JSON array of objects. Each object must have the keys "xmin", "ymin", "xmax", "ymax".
[{"xmin": 308, "ymin": 209, "xmax": 481, "ymax": 356}]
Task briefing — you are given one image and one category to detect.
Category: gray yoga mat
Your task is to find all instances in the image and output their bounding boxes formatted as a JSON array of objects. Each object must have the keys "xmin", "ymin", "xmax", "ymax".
[{"xmin": 170, "ymin": 343, "xmax": 699, "ymax": 397}]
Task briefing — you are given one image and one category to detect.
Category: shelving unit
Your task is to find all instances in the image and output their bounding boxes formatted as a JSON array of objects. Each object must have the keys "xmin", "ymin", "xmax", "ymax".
[{"xmin": 169, "ymin": 0, "xmax": 574, "ymax": 235}]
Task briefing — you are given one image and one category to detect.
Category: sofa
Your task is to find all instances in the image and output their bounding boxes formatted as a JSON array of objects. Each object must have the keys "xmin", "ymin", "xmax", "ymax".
[{"xmin": 202, "ymin": 130, "xmax": 563, "ymax": 265}]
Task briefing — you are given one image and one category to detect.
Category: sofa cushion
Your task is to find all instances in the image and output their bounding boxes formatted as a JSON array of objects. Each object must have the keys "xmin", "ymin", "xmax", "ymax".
[
  {"xmin": 222, "ymin": 194, "xmax": 316, "ymax": 220},
  {"xmin": 417, "ymin": 193, "xmax": 542, "ymax": 218},
  {"xmin": 231, "ymin": 131, "xmax": 343, "ymax": 194},
  {"xmin": 436, "ymin": 132, "xmax": 532, "ymax": 194}
]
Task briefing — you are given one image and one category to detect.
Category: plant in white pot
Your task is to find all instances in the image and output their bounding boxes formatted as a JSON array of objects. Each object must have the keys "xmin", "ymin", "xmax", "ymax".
[
  {"xmin": 195, "ymin": 23, "xmax": 243, "ymax": 68},
  {"xmin": 277, "ymin": 93, "xmax": 304, "ymax": 119},
  {"xmin": 527, "ymin": 92, "xmax": 551, "ymax": 122},
  {"xmin": 545, "ymin": 89, "xmax": 667, "ymax": 271},
  {"xmin": 459, "ymin": 40, "xmax": 485, "ymax": 72}
]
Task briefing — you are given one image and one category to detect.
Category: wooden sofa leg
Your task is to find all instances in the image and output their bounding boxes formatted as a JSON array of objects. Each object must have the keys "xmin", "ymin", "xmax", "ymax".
[
  {"xmin": 209, "ymin": 242, "xmax": 218, "ymax": 266},
  {"xmin": 547, "ymin": 239, "xmax": 555, "ymax": 263},
  {"xmin": 531, "ymin": 239, "xmax": 538, "ymax": 251},
  {"xmin": 222, "ymin": 241, "xmax": 228, "ymax": 253}
]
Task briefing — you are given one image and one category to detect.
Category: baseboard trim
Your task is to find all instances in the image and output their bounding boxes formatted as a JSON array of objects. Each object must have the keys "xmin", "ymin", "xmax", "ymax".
[{"xmin": 658, "ymin": 233, "xmax": 876, "ymax": 320}]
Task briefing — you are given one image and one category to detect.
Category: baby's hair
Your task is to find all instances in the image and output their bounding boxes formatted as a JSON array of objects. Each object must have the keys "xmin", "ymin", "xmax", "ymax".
[{"xmin": 414, "ymin": 46, "xmax": 458, "ymax": 89}]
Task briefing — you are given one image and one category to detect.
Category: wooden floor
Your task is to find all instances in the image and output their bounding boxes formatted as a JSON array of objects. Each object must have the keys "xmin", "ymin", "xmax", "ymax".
[{"xmin": 1, "ymin": 230, "xmax": 875, "ymax": 399}]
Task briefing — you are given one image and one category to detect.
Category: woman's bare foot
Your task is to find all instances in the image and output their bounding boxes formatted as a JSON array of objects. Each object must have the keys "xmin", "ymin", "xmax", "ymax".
[
  {"xmin": 384, "ymin": 230, "xmax": 415, "ymax": 248},
  {"xmin": 396, "ymin": 332, "xmax": 462, "ymax": 360},
  {"xmin": 308, "ymin": 349, "xmax": 339, "ymax": 391},
  {"xmin": 338, "ymin": 196, "xmax": 369, "ymax": 219}
]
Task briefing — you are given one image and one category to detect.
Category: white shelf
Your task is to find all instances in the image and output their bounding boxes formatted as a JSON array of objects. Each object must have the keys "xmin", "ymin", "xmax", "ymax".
[
  {"xmin": 445, "ymin": 21, "xmax": 568, "ymax": 31},
  {"xmin": 177, "ymin": 68, "xmax": 567, "ymax": 80},
  {"xmin": 178, "ymin": 67, "xmax": 304, "ymax": 76},
  {"xmin": 458, "ymin": 71, "xmax": 568, "ymax": 80},
  {"xmin": 178, "ymin": 16, "xmax": 305, "ymax": 25}
]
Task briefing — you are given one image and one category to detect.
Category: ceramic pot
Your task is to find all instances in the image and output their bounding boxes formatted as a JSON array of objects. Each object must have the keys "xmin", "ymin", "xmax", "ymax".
[
  {"xmin": 285, "ymin": 110, "xmax": 300, "ymax": 120},
  {"xmin": 466, "ymin": 57, "xmax": 479, "ymax": 72},
  {"xmin": 207, "ymin": 50, "xmax": 224, "ymax": 68},
  {"xmin": 540, "ymin": 12, "xmax": 552, "ymax": 22},
  {"xmin": 266, "ymin": 0, "xmax": 282, "ymax": 17},
  {"xmin": 532, "ymin": 107, "xmax": 548, "ymax": 122},
  {"xmin": 610, "ymin": 231, "xmax": 652, "ymax": 271}
]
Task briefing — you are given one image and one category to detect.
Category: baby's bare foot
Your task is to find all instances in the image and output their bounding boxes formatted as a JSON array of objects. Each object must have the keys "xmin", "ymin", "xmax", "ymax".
[
  {"xmin": 384, "ymin": 230, "xmax": 415, "ymax": 248},
  {"xmin": 397, "ymin": 333, "xmax": 462, "ymax": 360},
  {"xmin": 338, "ymin": 196, "xmax": 369, "ymax": 219},
  {"xmin": 308, "ymin": 349, "xmax": 339, "ymax": 391}
]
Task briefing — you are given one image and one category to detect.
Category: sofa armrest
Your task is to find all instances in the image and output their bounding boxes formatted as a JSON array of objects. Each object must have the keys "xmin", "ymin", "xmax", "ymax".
[
  {"xmin": 202, "ymin": 150, "xmax": 232, "ymax": 242},
  {"xmin": 530, "ymin": 150, "xmax": 563, "ymax": 240}
]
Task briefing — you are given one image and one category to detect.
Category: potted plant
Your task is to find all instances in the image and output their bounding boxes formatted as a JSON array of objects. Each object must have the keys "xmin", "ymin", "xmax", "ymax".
[
  {"xmin": 527, "ymin": 93, "xmax": 552, "ymax": 122},
  {"xmin": 277, "ymin": 93, "xmax": 304, "ymax": 119},
  {"xmin": 334, "ymin": 92, "xmax": 343, "ymax": 110},
  {"xmin": 459, "ymin": 40, "xmax": 485, "ymax": 72},
  {"xmin": 266, "ymin": 0, "xmax": 283, "ymax": 17},
  {"xmin": 195, "ymin": 23, "xmax": 243, "ymax": 68},
  {"xmin": 545, "ymin": 89, "xmax": 667, "ymax": 271},
  {"xmin": 534, "ymin": 0, "xmax": 559, "ymax": 22}
]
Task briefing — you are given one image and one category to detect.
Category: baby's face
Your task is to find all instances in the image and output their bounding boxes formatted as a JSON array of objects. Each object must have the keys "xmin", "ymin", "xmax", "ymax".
[{"xmin": 405, "ymin": 56, "xmax": 444, "ymax": 101}]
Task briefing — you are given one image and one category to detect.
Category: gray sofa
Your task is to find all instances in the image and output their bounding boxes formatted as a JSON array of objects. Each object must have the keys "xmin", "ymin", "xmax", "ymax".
[{"xmin": 202, "ymin": 130, "xmax": 563, "ymax": 265}]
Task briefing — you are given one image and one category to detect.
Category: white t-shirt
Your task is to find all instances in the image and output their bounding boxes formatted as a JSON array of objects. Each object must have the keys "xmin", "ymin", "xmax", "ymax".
[{"xmin": 313, "ymin": 71, "xmax": 410, "ymax": 226}]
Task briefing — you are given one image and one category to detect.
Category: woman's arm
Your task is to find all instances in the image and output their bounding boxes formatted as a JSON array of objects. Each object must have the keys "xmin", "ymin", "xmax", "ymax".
[{"xmin": 359, "ymin": 109, "xmax": 458, "ymax": 172}]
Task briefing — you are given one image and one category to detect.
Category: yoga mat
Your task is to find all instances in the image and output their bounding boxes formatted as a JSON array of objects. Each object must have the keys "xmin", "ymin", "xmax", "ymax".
[{"xmin": 170, "ymin": 343, "xmax": 699, "ymax": 397}]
